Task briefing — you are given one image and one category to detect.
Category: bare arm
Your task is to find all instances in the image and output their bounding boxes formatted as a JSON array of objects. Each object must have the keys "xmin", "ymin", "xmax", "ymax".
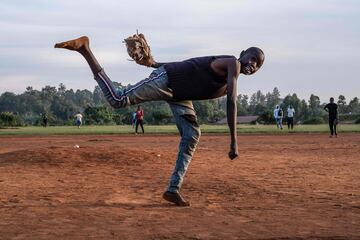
[
  {"xmin": 226, "ymin": 59, "xmax": 240, "ymax": 160},
  {"xmin": 324, "ymin": 104, "xmax": 329, "ymax": 112},
  {"xmin": 210, "ymin": 57, "xmax": 240, "ymax": 159}
]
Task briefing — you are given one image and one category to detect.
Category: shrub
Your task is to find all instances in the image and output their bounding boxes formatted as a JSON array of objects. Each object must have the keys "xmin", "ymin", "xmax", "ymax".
[
  {"xmin": 303, "ymin": 117, "xmax": 325, "ymax": 124},
  {"xmin": 0, "ymin": 112, "xmax": 18, "ymax": 127},
  {"xmin": 84, "ymin": 106, "xmax": 114, "ymax": 125},
  {"xmin": 355, "ymin": 118, "xmax": 360, "ymax": 124},
  {"xmin": 256, "ymin": 111, "xmax": 273, "ymax": 124},
  {"xmin": 339, "ymin": 114, "xmax": 360, "ymax": 122}
]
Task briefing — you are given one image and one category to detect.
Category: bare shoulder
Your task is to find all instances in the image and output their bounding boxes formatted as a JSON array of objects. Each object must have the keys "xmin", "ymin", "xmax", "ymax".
[
  {"xmin": 211, "ymin": 56, "xmax": 240, "ymax": 77},
  {"xmin": 212, "ymin": 56, "xmax": 239, "ymax": 69},
  {"xmin": 213, "ymin": 56, "xmax": 237, "ymax": 65}
]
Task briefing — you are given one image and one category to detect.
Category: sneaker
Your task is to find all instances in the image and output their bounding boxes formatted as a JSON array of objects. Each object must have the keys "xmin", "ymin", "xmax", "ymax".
[{"xmin": 162, "ymin": 191, "xmax": 190, "ymax": 207}]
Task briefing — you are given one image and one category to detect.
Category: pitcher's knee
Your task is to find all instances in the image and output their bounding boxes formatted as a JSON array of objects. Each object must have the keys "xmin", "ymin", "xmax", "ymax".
[
  {"xmin": 193, "ymin": 126, "xmax": 201, "ymax": 143},
  {"xmin": 180, "ymin": 115, "xmax": 201, "ymax": 144},
  {"xmin": 182, "ymin": 127, "xmax": 201, "ymax": 151},
  {"xmin": 107, "ymin": 96, "xmax": 129, "ymax": 109}
]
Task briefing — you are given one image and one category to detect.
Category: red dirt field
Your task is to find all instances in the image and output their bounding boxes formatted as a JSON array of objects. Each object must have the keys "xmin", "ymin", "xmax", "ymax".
[{"xmin": 0, "ymin": 133, "xmax": 359, "ymax": 239}]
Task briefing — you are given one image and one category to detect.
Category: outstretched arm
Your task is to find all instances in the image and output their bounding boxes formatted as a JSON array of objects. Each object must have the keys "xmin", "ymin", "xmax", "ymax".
[
  {"xmin": 226, "ymin": 59, "xmax": 241, "ymax": 160},
  {"xmin": 211, "ymin": 57, "xmax": 240, "ymax": 160}
]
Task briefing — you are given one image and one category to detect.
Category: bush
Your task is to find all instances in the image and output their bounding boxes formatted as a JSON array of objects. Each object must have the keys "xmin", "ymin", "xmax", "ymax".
[
  {"xmin": 256, "ymin": 110, "xmax": 273, "ymax": 124},
  {"xmin": 339, "ymin": 113, "xmax": 360, "ymax": 122},
  {"xmin": 0, "ymin": 112, "xmax": 18, "ymax": 127},
  {"xmin": 84, "ymin": 106, "xmax": 114, "ymax": 125},
  {"xmin": 303, "ymin": 117, "xmax": 325, "ymax": 124},
  {"xmin": 355, "ymin": 118, "xmax": 360, "ymax": 124}
]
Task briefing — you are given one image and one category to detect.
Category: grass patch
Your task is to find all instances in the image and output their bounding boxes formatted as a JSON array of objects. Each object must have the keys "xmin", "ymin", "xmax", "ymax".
[{"xmin": 0, "ymin": 124, "xmax": 359, "ymax": 136}]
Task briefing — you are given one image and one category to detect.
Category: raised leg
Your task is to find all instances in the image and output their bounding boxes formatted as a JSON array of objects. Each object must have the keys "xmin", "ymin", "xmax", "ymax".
[
  {"xmin": 55, "ymin": 36, "xmax": 102, "ymax": 75},
  {"xmin": 55, "ymin": 36, "xmax": 128, "ymax": 108}
]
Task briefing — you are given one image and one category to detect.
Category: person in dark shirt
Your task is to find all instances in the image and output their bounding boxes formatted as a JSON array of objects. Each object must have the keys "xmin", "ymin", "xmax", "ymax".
[
  {"xmin": 135, "ymin": 105, "xmax": 144, "ymax": 134},
  {"xmin": 54, "ymin": 36, "xmax": 264, "ymax": 206},
  {"xmin": 324, "ymin": 97, "xmax": 338, "ymax": 137},
  {"xmin": 42, "ymin": 113, "xmax": 48, "ymax": 127}
]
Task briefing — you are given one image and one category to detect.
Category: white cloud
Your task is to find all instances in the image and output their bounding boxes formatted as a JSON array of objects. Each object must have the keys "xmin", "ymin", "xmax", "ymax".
[{"xmin": 0, "ymin": 0, "xmax": 359, "ymax": 101}]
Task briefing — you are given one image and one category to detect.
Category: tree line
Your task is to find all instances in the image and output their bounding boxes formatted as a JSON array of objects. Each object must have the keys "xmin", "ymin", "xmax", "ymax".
[{"xmin": 0, "ymin": 84, "xmax": 359, "ymax": 127}]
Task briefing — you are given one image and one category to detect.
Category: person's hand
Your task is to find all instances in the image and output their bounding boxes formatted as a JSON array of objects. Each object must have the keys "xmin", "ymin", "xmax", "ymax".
[
  {"xmin": 228, "ymin": 145, "xmax": 238, "ymax": 160},
  {"xmin": 228, "ymin": 150, "xmax": 238, "ymax": 160}
]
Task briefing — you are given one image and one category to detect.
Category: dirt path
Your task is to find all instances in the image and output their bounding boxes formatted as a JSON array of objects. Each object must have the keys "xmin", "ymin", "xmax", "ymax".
[{"xmin": 0, "ymin": 133, "xmax": 359, "ymax": 239}]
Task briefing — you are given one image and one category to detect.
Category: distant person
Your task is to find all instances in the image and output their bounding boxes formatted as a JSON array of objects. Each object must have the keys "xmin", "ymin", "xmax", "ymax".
[
  {"xmin": 135, "ymin": 106, "xmax": 144, "ymax": 134},
  {"xmin": 42, "ymin": 113, "xmax": 48, "ymax": 127},
  {"xmin": 74, "ymin": 112, "xmax": 83, "ymax": 129},
  {"xmin": 131, "ymin": 111, "xmax": 137, "ymax": 128},
  {"xmin": 273, "ymin": 105, "xmax": 283, "ymax": 130},
  {"xmin": 324, "ymin": 97, "xmax": 338, "ymax": 137},
  {"xmin": 287, "ymin": 105, "xmax": 295, "ymax": 130}
]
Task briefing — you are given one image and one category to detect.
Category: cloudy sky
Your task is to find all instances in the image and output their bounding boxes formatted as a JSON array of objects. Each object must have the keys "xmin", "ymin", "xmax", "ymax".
[{"xmin": 0, "ymin": 0, "xmax": 359, "ymax": 102}]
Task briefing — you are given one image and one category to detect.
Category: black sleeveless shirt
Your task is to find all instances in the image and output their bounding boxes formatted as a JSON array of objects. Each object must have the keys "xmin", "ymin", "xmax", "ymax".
[{"xmin": 164, "ymin": 55, "xmax": 235, "ymax": 100}]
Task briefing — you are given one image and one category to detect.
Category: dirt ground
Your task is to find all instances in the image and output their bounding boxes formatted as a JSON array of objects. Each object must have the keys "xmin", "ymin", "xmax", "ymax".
[{"xmin": 0, "ymin": 133, "xmax": 359, "ymax": 240}]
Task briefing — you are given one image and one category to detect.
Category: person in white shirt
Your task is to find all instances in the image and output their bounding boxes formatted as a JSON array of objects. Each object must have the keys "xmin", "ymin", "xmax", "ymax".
[
  {"xmin": 273, "ymin": 105, "xmax": 283, "ymax": 130},
  {"xmin": 74, "ymin": 112, "xmax": 83, "ymax": 128},
  {"xmin": 287, "ymin": 105, "xmax": 295, "ymax": 130}
]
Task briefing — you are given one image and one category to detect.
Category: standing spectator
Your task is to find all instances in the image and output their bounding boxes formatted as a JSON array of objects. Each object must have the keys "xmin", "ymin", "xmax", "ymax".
[
  {"xmin": 42, "ymin": 113, "xmax": 48, "ymax": 127},
  {"xmin": 135, "ymin": 105, "xmax": 144, "ymax": 134},
  {"xmin": 324, "ymin": 97, "xmax": 338, "ymax": 137},
  {"xmin": 287, "ymin": 105, "xmax": 295, "ymax": 130},
  {"xmin": 74, "ymin": 112, "xmax": 83, "ymax": 129},
  {"xmin": 273, "ymin": 105, "xmax": 283, "ymax": 130},
  {"xmin": 131, "ymin": 111, "xmax": 137, "ymax": 128}
]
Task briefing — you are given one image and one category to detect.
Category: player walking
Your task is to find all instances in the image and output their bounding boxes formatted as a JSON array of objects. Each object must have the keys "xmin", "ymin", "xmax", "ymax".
[
  {"xmin": 74, "ymin": 112, "xmax": 83, "ymax": 129},
  {"xmin": 274, "ymin": 105, "xmax": 283, "ymax": 130},
  {"xmin": 324, "ymin": 97, "xmax": 338, "ymax": 137},
  {"xmin": 287, "ymin": 105, "xmax": 295, "ymax": 130}
]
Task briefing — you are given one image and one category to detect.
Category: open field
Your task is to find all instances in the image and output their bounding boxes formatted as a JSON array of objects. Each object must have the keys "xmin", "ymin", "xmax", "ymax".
[
  {"xmin": 0, "ymin": 124, "xmax": 359, "ymax": 136},
  {"xmin": 0, "ymin": 133, "xmax": 360, "ymax": 239}
]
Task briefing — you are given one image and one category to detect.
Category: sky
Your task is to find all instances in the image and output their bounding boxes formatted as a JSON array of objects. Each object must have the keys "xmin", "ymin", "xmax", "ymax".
[{"xmin": 0, "ymin": 0, "xmax": 359, "ymax": 103}]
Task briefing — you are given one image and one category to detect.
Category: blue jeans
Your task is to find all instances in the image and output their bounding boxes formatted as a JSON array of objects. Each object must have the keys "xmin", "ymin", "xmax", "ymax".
[
  {"xmin": 94, "ymin": 67, "xmax": 201, "ymax": 193},
  {"xmin": 275, "ymin": 117, "xmax": 283, "ymax": 129},
  {"xmin": 167, "ymin": 104, "xmax": 201, "ymax": 193}
]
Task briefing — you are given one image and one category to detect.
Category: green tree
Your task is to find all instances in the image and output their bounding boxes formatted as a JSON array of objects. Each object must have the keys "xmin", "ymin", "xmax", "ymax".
[
  {"xmin": 337, "ymin": 95, "xmax": 348, "ymax": 114},
  {"xmin": 249, "ymin": 90, "xmax": 266, "ymax": 115},
  {"xmin": 93, "ymin": 86, "xmax": 106, "ymax": 105},
  {"xmin": 237, "ymin": 94, "xmax": 249, "ymax": 116},
  {"xmin": 308, "ymin": 94, "xmax": 321, "ymax": 117},
  {"xmin": 0, "ymin": 112, "xmax": 17, "ymax": 127},
  {"xmin": 348, "ymin": 97, "xmax": 360, "ymax": 113},
  {"xmin": 282, "ymin": 93, "xmax": 301, "ymax": 119},
  {"xmin": 84, "ymin": 106, "xmax": 114, "ymax": 125},
  {"xmin": 297, "ymin": 99, "xmax": 309, "ymax": 122},
  {"xmin": 0, "ymin": 92, "xmax": 19, "ymax": 112},
  {"xmin": 265, "ymin": 87, "xmax": 281, "ymax": 109}
]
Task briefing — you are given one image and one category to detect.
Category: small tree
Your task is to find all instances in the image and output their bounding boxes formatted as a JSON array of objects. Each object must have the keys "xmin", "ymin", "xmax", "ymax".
[
  {"xmin": 84, "ymin": 106, "xmax": 114, "ymax": 125},
  {"xmin": 0, "ymin": 112, "xmax": 17, "ymax": 127},
  {"xmin": 337, "ymin": 95, "xmax": 348, "ymax": 114}
]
